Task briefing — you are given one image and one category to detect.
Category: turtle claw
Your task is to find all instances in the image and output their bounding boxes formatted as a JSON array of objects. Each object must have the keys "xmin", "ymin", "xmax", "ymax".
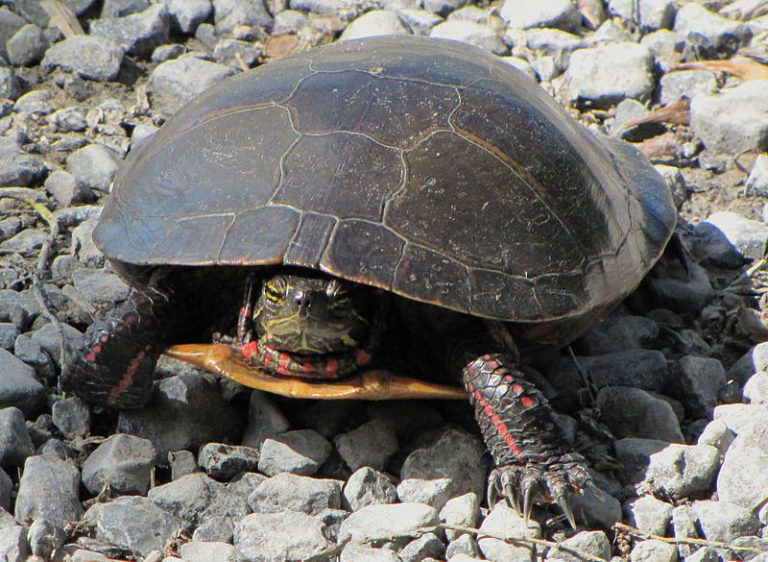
[{"xmin": 556, "ymin": 494, "xmax": 577, "ymax": 530}]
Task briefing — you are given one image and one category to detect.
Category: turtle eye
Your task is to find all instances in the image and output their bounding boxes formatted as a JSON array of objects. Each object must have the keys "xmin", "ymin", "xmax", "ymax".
[{"xmin": 263, "ymin": 281, "xmax": 284, "ymax": 303}]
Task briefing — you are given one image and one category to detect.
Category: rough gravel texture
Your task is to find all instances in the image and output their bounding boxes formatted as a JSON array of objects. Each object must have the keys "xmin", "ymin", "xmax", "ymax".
[{"xmin": 1, "ymin": 0, "xmax": 768, "ymax": 561}]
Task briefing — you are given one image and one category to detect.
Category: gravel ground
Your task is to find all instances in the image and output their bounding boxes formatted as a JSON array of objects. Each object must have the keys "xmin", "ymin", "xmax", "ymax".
[{"xmin": 1, "ymin": 0, "xmax": 768, "ymax": 561}]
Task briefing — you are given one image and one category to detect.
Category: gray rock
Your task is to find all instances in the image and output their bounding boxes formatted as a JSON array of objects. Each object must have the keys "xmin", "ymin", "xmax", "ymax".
[
  {"xmin": 0, "ymin": 68, "xmax": 21, "ymax": 101},
  {"xmin": 291, "ymin": 0, "xmax": 360, "ymax": 17},
  {"xmin": 234, "ymin": 512, "xmax": 331, "ymax": 562},
  {"xmin": 624, "ymin": 495, "xmax": 673, "ymax": 536},
  {"xmin": 746, "ymin": 153, "xmax": 768, "ymax": 196},
  {"xmin": 0, "ymin": 407, "xmax": 34, "ymax": 467},
  {"xmin": 423, "ymin": 0, "xmax": 469, "ymax": 16},
  {"xmin": 117, "ymin": 373, "xmax": 242, "ymax": 461},
  {"xmin": 7, "ymin": 24, "xmax": 48, "ymax": 66},
  {"xmin": 676, "ymin": 355, "xmax": 726, "ymax": 418},
  {"xmin": 714, "ymin": 404, "xmax": 768, "ymax": 435},
  {"xmin": 671, "ymin": 505, "xmax": 698, "ymax": 559},
  {"xmin": 400, "ymin": 426, "xmax": 485, "ymax": 507},
  {"xmin": 0, "ymin": 349, "xmax": 45, "ymax": 417},
  {"xmin": 654, "ymin": 164, "xmax": 687, "ymax": 207},
  {"xmin": 499, "ymin": 0, "xmax": 581, "ymax": 31},
  {"xmin": 0, "ymin": 525, "xmax": 28, "ymax": 562},
  {"xmin": 446, "ymin": 533, "xmax": 480, "ymax": 558},
  {"xmin": 629, "ymin": 539, "xmax": 677, "ymax": 562},
  {"xmin": 608, "ymin": 0, "xmax": 676, "ymax": 30},
  {"xmin": 341, "ymin": 10, "xmax": 408, "ymax": 40},
  {"xmin": 72, "ymin": 268, "xmax": 130, "ymax": 305},
  {"xmin": 27, "ymin": 518, "xmax": 65, "ymax": 561},
  {"xmin": 91, "ymin": 4, "xmax": 170, "ymax": 58},
  {"xmin": 193, "ymin": 472, "xmax": 265, "ymax": 541},
  {"xmin": 691, "ymin": 80, "xmax": 768, "ymax": 153},
  {"xmin": 168, "ymin": 449, "xmax": 197, "ymax": 479},
  {"xmin": 548, "ymin": 530, "xmax": 612, "ymax": 562},
  {"xmin": 150, "ymin": 55, "xmax": 235, "ymax": 101},
  {"xmin": 82, "ymin": 433, "xmax": 156, "ymax": 495},
  {"xmin": 343, "ymin": 467, "xmax": 398, "ymax": 511},
  {"xmin": 51, "ymin": 106, "xmax": 89, "ymax": 133},
  {"xmin": 213, "ymin": 0, "xmax": 272, "ymax": 34},
  {"xmin": 339, "ymin": 502, "xmax": 439, "ymax": 544},
  {"xmin": 744, "ymin": 371, "xmax": 768, "ymax": 405},
  {"xmin": 71, "ymin": 219, "xmax": 105, "ymax": 267},
  {"xmin": 258, "ymin": 429, "xmax": 331, "ymax": 476},
  {"xmin": 0, "ymin": 8, "xmax": 27, "ymax": 59},
  {"xmin": 429, "ymin": 20, "xmax": 506, "ymax": 53},
  {"xmin": 561, "ymin": 43, "xmax": 655, "ymax": 107},
  {"xmin": 439, "ymin": 492, "xmax": 479, "ymax": 541},
  {"xmin": 335, "ymin": 418, "xmax": 398, "ymax": 472},
  {"xmin": 500, "ymin": 56, "xmax": 537, "ymax": 80},
  {"xmin": 646, "ymin": 260, "xmax": 715, "ymax": 315},
  {"xmin": 399, "ymin": 8, "xmax": 443, "ymax": 35},
  {"xmin": 340, "ymin": 544, "xmax": 401, "ymax": 561},
  {"xmin": 0, "ymin": 289, "xmax": 39, "ymax": 326},
  {"xmin": 640, "ymin": 28, "xmax": 679, "ymax": 69},
  {"xmin": 597, "ymin": 386, "xmax": 684, "ymax": 442},
  {"xmin": 717, "ymin": 422, "xmax": 768, "ymax": 511},
  {"xmin": 194, "ymin": 22, "xmax": 218, "ymax": 50},
  {"xmin": 697, "ymin": 211, "xmax": 768, "ymax": 264},
  {"xmin": 728, "ymin": 342, "xmax": 768, "ymax": 385},
  {"xmin": 249, "ymin": 472, "xmax": 342, "ymax": 515},
  {"xmin": 166, "ymin": 0, "xmax": 211, "ymax": 34},
  {"xmin": 66, "ymin": 144, "xmax": 121, "ymax": 192},
  {"xmin": 151, "ymin": 43, "xmax": 184, "ymax": 63},
  {"xmin": 148, "ymin": 472, "xmax": 223, "ymax": 530},
  {"xmin": 13, "ymin": 334, "xmax": 53, "ymax": 382},
  {"xmin": 578, "ymin": 314, "xmax": 659, "ymax": 355},
  {"xmin": 198, "ymin": 442, "xmax": 259, "ymax": 480},
  {"xmin": 0, "ymin": 230, "xmax": 47, "ymax": 256},
  {"xmin": 213, "ymin": 39, "xmax": 263, "ymax": 68},
  {"xmin": 179, "ymin": 541, "xmax": 237, "ymax": 562},
  {"xmin": 242, "ymin": 390, "xmax": 289, "ymax": 448},
  {"xmin": 674, "ymin": 3, "xmax": 750, "ymax": 59},
  {"xmin": 42, "ymin": 36, "xmax": 124, "ymax": 81},
  {"xmin": 615, "ymin": 439, "xmax": 719, "ymax": 500},
  {"xmin": 83, "ymin": 496, "xmax": 184, "ymax": 557},
  {"xmin": 692, "ymin": 500, "xmax": 759, "ymax": 543},
  {"xmin": 659, "ymin": 70, "xmax": 719, "ymax": 106},
  {"xmin": 0, "ymin": 324, "xmax": 17, "ymax": 350},
  {"xmin": 401, "ymin": 532, "xmax": 445, "ymax": 562},
  {"xmin": 272, "ymin": 9, "xmax": 307, "ymax": 35},
  {"xmin": 0, "ymin": 138, "xmax": 46, "ymax": 187},
  {"xmin": 51, "ymin": 396, "xmax": 90, "ymax": 439},
  {"xmin": 45, "ymin": 170, "xmax": 91, "ymax": 206},
  {"xmin": 15, "ymin": 455, "xmax": 83, "ymax": 528},
  {"xmin": 697, "ymin": 419, "xmax": 735, "ymax": 458},
  {"xmin": 101, "ymin": 0, "xmax": 149, "ymax": 18},
  {"xmin": 477, "ymin": 503, "xmax": 539, "ymax": 561}
]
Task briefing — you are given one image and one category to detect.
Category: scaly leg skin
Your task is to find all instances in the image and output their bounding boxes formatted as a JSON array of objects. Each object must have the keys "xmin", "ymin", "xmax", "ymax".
[
  {"xmin": 462, "ymin": 353, "xmax": 591, "ymax": 528},
  {"xmin": 61, "ymin": 291, "xmax": 170, "ymax": 409}
]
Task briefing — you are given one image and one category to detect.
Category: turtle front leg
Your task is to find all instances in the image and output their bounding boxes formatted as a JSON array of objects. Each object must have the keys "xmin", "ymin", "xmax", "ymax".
[
  {"xmin": 62, "ymin": 291, "xmax": 170, "ymax": 409},
  {"xmin": 462, "ymin": 352, "xmax": 590, "ymax": 527}
]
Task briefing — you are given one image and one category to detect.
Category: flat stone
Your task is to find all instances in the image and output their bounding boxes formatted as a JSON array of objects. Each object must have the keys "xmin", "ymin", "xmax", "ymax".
[
  {"xmin": 744, "ymin": 371, "xmax": 768, "ymax": 405},
  {"xmin": 399, "ymin": 8, "xmax": 443, "ymax": 35},
  {"xmin": 674, "ymin": 3, "xmax": 751, "ymax": 59},
  {"xmin": 83, "ymin": 496, "xmax": 183, "ymax": 557},
  {"xmin": 148, "ymin": 472, "xmax": 223, "ymax": 530},
  {"xmin": 258, "ymin": 429, "xmax": 331, "ymax": 476},
  {"xmin": 101, "ymin": 0, "xmax": 149, "ymax": 18},
  {"xmin": 439, "ymin": 492, "xmax": 479, "ymax": 541},
  {"xmin": 429, "ymin": 20, "xmax": 506, "ymax": 53},
  {"xmin": 66, "ymin": 144, "xmax": 121, "ymax": 192},
  {"xmin": 675, "ymin": 355, "xmax": 726, "ymax": 418},
  {"xmin": 0, "ymin": 348, "xmax": 45, "ymax": 417},
  {"xmin": 343, "ymin": 467, "xmax": 398, "ymax": 511},
  {"xmin": 717, "ymin": 422, "xmax": 768, "ymax": 511},
  {"xmin": 72, "ymin": 268, "xmax": 130, "ymax": 305},
  {"xmin": 197, "ymin": 442, "xmax": 259, "ymax": 480},
  {"xmin": 499, "ymin": 0, "xmax": 581, "ymax": 31},
  {"xmin": 691, "ymin": 500, "xmax": 760, "ymax": 543},
  {"xmin": 629, "ymin": 539, "xmax": 677, "ymax": 562},
  {"xmin": 597, "ymin": 386, "xmax": 684, "ymax": 442},
  {"xmin": 624, "ymin": 495, "xmax": 674, "ymax": 536},
  {"xmin": 42, "ymin": 36, "xmax": 124, "ymax": 81},
  {"xmin": 0, "ymin": 407, "xmax": 34, "ymax": 467},
  {"xmin": 547, "ymin": 530, "xmax": 612, "ymax": 561},
  {"xmin": 335, "ymin": 418, "xmax": 398, "ymax": 472},
  {"xmin": 241, "ymin": 390, "xmax": 289, "ymax": 448},
  {"xmin": 697, "ymin": 419, "xmax": 735, "ymax": 458},
  {"xmin": 400, "ymin": 532, "xmax": 445, "ymax": 562},
  {"xmin": 45, "ymin": 170, "xmax": 91, "ymax": 206},
  {"xmin": 714, "ymin": 404, "xmax": 768, "ymax": 435},
  {"xmin": 150, "ymin": 55, "xmax": 235, "ymax": 101},
  {"xmin": 82, "ymin": 433, "xmax": 156, "ymax": 495},
  {"xmin": 166, "ymin": 0, "xmax": 211, "ymax": 34},
  {"xmin": 51, "ymin": 396, "xmax": 90, "ymax": 439},
  {"xmin": 340, "ymin": 544, "xmax": 401, "ymax": 562},
  {"xmin": 477, "ymin": 503, "xmax": 539, "ymax": 561},
  {"xmin": 728, "ymin": 342, "xmax": 768, "ymax": 385},
  {"xmin": 90, "ymin": 3, "xmax": 170, "ymax": 57},
  {"xmin": 608, "ymin": 0, "xmax": 676, "ymax": 30},
  {"xmin": 179, "ymin": 541, "xmax": 237, "ymax": 562},
  {"xmin": 615, "ymin": 439, "xmax": 719, "ymax": 500},
  {"xmin": 577, "ymin": 313, "xmax": 659, "ymax": 355},
  {"xmin": 0, "ymin": 524, "xmax": 28, "ymax": 562},
  {"xmin": 560, "ymin": 42, "xmax": 655, "ymax": 107},
  {"xmin": 0, "ymin": 8, "xmax": 26, "ymax": 59},
  {"xmin": 234, "ymin": 511, "xmax": 331, "ymax": 562},
  {"xmin": 213, "ymin": 0, "xmax": 272, "ymax": 34},
  {"xmin": 338, "ymin": 502, "xmax": 439, "ymax": 544},
  {"xmin": 340, "ymin": 10, "xmax": 408, "ymax": 40},
  {"xmin": 212, "ymin": 39, "xmax": 263, "ymax": 68},
  {"xmin": 659, "ymin": 69, "xmax": 719, "ymax": 106},
  {"xmin": 7, "ymin": 24, "xmax": 48, "ymax": 66},
  {"xmin": 192, "ymin": 472, "xmax": 265, "ymax": 542},
  {"xmin": 697, "ymin": 211, "xmax": 768, "ymax": 264},
  {"xmin": 15, "ymin": 455, "xmax": 83, "ymax": 528},
  {"xmin": 248, "ymin": 472, "xmax": 342, "ymax": 515},
  {"xmin": 0, "ymin": 68, "xmax": 21, "ymax": 101},
  {"xmin": 691, "ymin": 80, "xmax": 768, "ymax": 153},
  {"xmin": 0, "ymin": 138, "xmax": 46, "ymax": 187}
]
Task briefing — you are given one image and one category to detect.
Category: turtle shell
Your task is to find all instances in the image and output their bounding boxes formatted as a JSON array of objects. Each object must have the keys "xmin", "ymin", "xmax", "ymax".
[{"xmin": 95, "ymin": 36, "xmax": 676, "ymax": 334}]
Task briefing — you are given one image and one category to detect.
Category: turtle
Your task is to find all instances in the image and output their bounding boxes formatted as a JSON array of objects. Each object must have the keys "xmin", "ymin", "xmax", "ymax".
[{"xmin": 62, "ymin": 36, "xmax": 677, "ymax": 525}]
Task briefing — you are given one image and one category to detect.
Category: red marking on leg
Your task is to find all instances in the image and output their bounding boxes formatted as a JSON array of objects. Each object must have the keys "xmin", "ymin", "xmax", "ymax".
[
  {"xmin": 100, "ymin": 334, "xmax": 109, "ymax": 343},
  {"xmin": 303, "ymin": 362, "xmax": 314, "ymax": 373},
  {"xmin": 86, "ymin": 352, "xmax": 96, "ymax": 362},
  {"xmin": 512, "ymin": 384, "xmax": 523, "ymax": 394},
  {"xmin": 520, "ymin": 396, "xmax": 534, "ymax": 407},
  {"xmin": 92, "ymin": 344, "xmax": 102, "ymax": 354},
  {"xmin": 123, "ymin": 313, "xmax": 137, "ymax": 325},
  {"xmin": 107, "ymin": 349, "xmax": 148, "ymax": 406},
  {"xmin": 355, "ymin": 349, "xmax": 371, "ymax": 366},
  {"xmin": 241, "ymin": 341, "xmax": 259, "ymax": 359},
  {"xmin": 473, "ymin": 388, "xmax": 522, "ymax": 456},
  {"xmin": 115, "ymin": 324, "xmax": 125, "ymax": 333},
  {"xmin": 326, "ymin": 358, "xmax": 338, "ymax": 376},
  {"xmin": 278, "ymin": 353, "xmax": 289, "ymax": 373},
  {"xmin": 487, "ymin": 360, "xmax": 498, "ymax": 370}
]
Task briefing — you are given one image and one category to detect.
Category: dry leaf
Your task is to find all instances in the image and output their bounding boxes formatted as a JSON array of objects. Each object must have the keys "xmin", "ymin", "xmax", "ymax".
[
  {"xmin": 637, "ymin": 131, "xmax": 680, "ymax": 160},
  {"xmin": 41, "ymin": 0, "xmax": 84, "ymax": 38},
  {"xmin": 672, "ymin": 57, "xmax": 768, "ymax": 80},
  {"xmin": 621, "ymin": 99, "xmax": 691, "ymax": 133},
  {"xmin": 264, "ymin": 35, "xmax": 303, "ymax": 61}
]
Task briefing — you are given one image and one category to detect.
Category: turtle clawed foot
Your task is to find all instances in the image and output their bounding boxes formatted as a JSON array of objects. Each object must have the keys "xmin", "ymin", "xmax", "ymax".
[{"xmin": 488, "ymin": 455, "xmax": 591, "ymax": 529}]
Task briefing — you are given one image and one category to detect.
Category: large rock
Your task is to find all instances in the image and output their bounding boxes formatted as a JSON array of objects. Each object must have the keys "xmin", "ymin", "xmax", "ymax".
[{"xmin": 41, "ymin": 36, "xmax": 124, "ymax": 81}]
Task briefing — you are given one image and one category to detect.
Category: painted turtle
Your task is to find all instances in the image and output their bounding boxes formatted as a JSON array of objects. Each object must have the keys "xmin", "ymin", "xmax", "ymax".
[{"xmin": 63, "ymin": 36, "xmax": 676, "ymax": 525}]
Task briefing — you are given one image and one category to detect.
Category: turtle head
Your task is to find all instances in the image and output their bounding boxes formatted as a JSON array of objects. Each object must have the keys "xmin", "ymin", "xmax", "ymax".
[{"xmin": 253, "ymin": 272, "xmax": 372, "ymax": 355}]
